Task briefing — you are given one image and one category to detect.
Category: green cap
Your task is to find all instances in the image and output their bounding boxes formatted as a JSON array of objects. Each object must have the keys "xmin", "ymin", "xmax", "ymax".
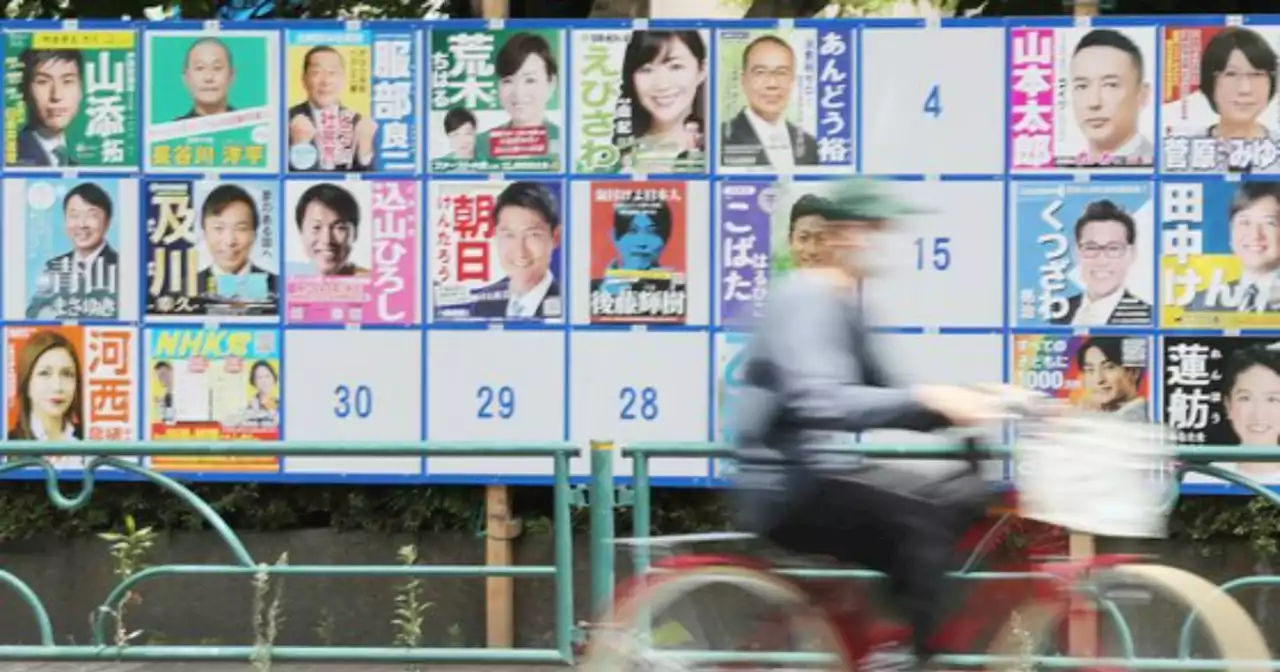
[{"xmin": 812, "ymin": 177, "xmax": 935, "ymax": 223}]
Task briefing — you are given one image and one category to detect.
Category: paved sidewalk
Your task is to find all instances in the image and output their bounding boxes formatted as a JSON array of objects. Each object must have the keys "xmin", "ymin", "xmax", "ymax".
[{"xmin": 0, "ymin": 660, "xmax": 565, "ymax": 665}]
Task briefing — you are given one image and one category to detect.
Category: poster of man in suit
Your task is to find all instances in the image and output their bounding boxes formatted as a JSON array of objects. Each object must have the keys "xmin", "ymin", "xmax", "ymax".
[
  {"xmin": 3, "ymin": 178, "xmax": 140, "ymax": 320},
  {"xmin": 144, "ymin": 180, "xmax": 281, "ymax": 320},
  {"xmin": 1162, "ymin": 180, "xmax": 1280, "ymax": 329},
  {"xmin": 1009, "ymin": 26, "xmax": 1156, "ymax": 171},
  {"xmin": 715, "ymin": 28, "xmax": 853, "ymax": 175},
  {"xmin": 4, "ymin": 31, "xmax": 139, "ymax": 170},
  {"xmin": 285, "ymin": 34, "xmax": 377, "ymax": 173},
  {"xmin": 430, "ymin": 179, "xmax": 565, "ymax": 323},
  {"xmin": 1012, "ymin": 180, "xmax": 1155, "ymax": 327}
]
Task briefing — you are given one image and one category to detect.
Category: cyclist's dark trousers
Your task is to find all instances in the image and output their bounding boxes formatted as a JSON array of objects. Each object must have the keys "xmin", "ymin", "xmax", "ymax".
[{"xmin": 763, "ymin": 464, "xmax": 987, "ymax": 658}]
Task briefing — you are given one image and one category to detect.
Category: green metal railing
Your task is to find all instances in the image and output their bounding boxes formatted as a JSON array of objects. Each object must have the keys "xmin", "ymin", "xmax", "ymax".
[
  {"xmin": 8, "ymin": 439, "xmax": 1280, "ymax": 667},
  {"xmin": 0, "ymin": 441, "xmax": 579, "ymax": 666}
]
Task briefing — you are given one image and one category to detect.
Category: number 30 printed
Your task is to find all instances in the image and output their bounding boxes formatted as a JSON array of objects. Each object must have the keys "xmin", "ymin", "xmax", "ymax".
[{"xmin": 334, "ymin": 384, "xmax": 373, "ymax": 419}]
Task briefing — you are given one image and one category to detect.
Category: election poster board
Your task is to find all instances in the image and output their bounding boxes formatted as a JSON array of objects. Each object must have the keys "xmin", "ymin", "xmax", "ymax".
[{"xmin": 4, "ymin": 16, "xmax": 1280, "ymax": 495}]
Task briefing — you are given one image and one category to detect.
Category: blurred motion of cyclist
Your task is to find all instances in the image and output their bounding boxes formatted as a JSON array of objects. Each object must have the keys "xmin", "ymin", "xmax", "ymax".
[{"xmin": 727, "ymin": 177, "xmax": 1006, "ymax": 666}]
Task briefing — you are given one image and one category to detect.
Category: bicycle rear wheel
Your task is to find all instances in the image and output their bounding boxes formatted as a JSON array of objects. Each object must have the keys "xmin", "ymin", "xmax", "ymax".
[
  {"xmin": 580, "ymin": 564, "xmax": 851, "ymax": 670},
  {"xmin": 985, "ymin": 563, "xmax": 1270, "ymax": 672}
]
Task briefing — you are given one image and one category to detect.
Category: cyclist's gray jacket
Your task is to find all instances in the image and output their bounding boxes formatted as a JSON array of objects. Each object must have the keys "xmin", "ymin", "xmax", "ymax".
[{"xmin": 727, "ymin": 272, "xmax": 951, "ymax": 535}]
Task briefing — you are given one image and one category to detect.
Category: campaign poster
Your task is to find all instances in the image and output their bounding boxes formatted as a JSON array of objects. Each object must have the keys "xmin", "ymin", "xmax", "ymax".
[
  {"xmin": 429, "ymin": 180, "xmax": 564, "ymax": 322},
  {"xmin": 3, "ymin": 178, "xmax": 139, "ymax": 320},
  {"xmin": 716, "ymin": 334, "xmax": 747, "ymax": 443},
  {"xmin": 720, "ymin": 180, "xmax": 861, "ymax": 327},
  {"xmin": 715, "ymin": 27, "xmax": 855, "ymax": 174},
  {"xmin": 3, "ymin": 30, "xmax": 139, "ymax": 170},
  {"xmin": 1007, "ymin": 26, "xmax": 1157, "ymax": 171},
  {"xmin": 4, "ymin": 325, "xmax": 137, "ymax": 470},
  {"xmin": 1011, "ymin": 334, "xmax": 1152, "ymax": 422},
  {"xmin": 588, "ymin": 181, "xmax": 688, "ymax": 325},
  {"xmin": 1164, "ymin": 337, "xmax": 1280, "ymax": 483},
  {"xmin": 1011, "ymin": 180, "xmax": 1155, "ymax": 327},
  {"xmin": 713, "ymin": 332, "xmax": 750, "ymax": 479},
  {"xmin": 147, "ymin": 327, "xmax": 280, "ymax": 473},
  {"xmin": 427, "ymin": 28, "xmax": 566, "ymax": 174},
  {"xmin": 570, "ymin": 29, "xmax": 710, "ymax": 175},
  {"xmin": 1162, "ymin": 27, "xmax": 1280, "ymax": 174},
  {"xmin": 284, "ymin": 180, "xmax": 419, "ymax": 325},
  {"xmin": 144, "ymin": 31, "xmax": 280, "ymax": 173},
  {"xmin": 284, "ymin": 28, "xmax": 419, "ymax": 173},
  {"xmin": 1159, "ymin": 179, "xmax": 1280, "ymax": 329},
  {"xmin": 144, "ymin": 179, "xmax": 281, "ymax": 320}
]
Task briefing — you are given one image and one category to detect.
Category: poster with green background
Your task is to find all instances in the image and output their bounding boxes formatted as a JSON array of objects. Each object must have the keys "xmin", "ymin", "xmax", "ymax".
[
  {"xmin": 4, "ymin": 29, "xmax": 139, "ymax": 170},
  {"xmin": 144, "ymin": 31, "xmax": 279, "ymax": 173},
  {"xmin": 427, "ymin": 27, "xmax": 565, "ymax": 173}
]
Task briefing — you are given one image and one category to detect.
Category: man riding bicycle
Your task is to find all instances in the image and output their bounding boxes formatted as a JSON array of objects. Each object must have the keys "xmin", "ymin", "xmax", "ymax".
[{"xmin": 728, "ymin": 178, "xmax": 1006, "ymax": 665}]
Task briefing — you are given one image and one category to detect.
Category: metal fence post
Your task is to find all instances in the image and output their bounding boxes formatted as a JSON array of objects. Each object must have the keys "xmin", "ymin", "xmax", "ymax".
[
  {"xmin": 553, "ymin": 448, "xmax": 575, "ymax": 662},
  {"xmin": 589, "ymin": 440, "xmax": 616, "ymax": 619}
]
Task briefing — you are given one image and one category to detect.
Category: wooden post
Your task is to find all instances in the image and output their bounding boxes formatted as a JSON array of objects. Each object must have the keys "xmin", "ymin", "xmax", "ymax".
[
  {"xmin": 1067, "ymin": 531, "xmax": 1098, "ymax": 657},
  {"xmin": 1073, "ymin": 0, "xmax": 1100, "ymax": 17},
  {"xmin": 1065, "ymin": 0, "xmax": 1100, "ymax": 645},
  {"xmin": 481, "ymin": 0, "xmax": 509, "ymax": 18},
  {"xmin": 485, "ymin": 485, "xmax": 518, "ymax": 647}
]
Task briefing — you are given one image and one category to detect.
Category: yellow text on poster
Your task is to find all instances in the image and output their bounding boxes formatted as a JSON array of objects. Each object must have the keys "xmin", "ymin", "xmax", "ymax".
[{"xmin": 284, "ymin": 43, "xmax": 372, "ymax": 118}]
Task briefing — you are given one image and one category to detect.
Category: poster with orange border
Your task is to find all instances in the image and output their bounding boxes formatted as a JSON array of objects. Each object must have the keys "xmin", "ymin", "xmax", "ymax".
[{"xmin": 4, "ymin": 325, "xmax": 138, "ymax": 469}]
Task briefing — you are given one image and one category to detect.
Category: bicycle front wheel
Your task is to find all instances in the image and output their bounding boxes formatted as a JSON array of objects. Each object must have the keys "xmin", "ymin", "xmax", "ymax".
[
  {"xmin": 986, "ymin": 563, "xmax": 1270, "ymax": 672},
  {"xmin": 580, "ymin": 564, "xmax": 851, "ymax": 670}
]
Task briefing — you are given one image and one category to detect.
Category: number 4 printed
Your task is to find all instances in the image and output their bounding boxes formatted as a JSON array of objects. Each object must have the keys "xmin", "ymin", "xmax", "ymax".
[{"xmin": 924, "ymin": 84, "xmax": 941, "ymax": 118}]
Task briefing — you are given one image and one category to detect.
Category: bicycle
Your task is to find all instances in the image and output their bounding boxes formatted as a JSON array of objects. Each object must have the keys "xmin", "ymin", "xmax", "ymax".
[{"xmin": 580, "ymin": 389, "xmax": 1272, "ymax": 671}]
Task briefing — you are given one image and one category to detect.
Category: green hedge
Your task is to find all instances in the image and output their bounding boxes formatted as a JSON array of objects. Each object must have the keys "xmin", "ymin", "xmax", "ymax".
[
  {"xmin": 0, "ymin": 481, "xmax": 1276, "ymax": 559},
  {"xmin": 0, "ymin": 481, "xmax": 731, "ymax": 541}
]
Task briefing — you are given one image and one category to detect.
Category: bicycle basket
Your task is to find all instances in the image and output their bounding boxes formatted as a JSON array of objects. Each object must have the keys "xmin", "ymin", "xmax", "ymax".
[{"xmin": 1011, "ymin": 410, "xmax": 1176, "ymax": 539}]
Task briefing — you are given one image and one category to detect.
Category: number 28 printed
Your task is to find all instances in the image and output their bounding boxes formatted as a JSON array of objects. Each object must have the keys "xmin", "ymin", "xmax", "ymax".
[{"xmin": 619, "ymin": 386, "xmax": 659, "ymax": 421}]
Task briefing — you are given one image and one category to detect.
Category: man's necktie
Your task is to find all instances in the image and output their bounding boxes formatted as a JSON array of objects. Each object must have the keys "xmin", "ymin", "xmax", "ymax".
[
  {"xmin": 52, "ymin": 146, "xmax": 69, "ymax": 166},
  {"xmin": 76, "ymin": 261, "xmax": 88, "ymax": 290},
  {"xmin": 1241, "ymin": 284, "xmax": 1261, "ymax": 313}
]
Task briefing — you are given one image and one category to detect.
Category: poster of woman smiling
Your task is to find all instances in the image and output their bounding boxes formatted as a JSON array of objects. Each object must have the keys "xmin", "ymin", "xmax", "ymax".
[
  {"xmin": 586, "ymin": 181, "xmax": 688, "ymax": 325},
  {"xmin": 1162, "ymin": 26, "xmax": 1280, "ymax": 174},
  {"xmin": 1164, "ymin": 336, "xmax": 1280, "ymax": 484},
  {"xmin": 4, "ymin": 325, "xmax": 138, "ymax": 470},
  {"xmin": 427, "ymin": 28, "xmax": 566, "ymax": 174},
  {"xmin": 571, "ymin": 29, "xmax": 710, "ymax": 175}
]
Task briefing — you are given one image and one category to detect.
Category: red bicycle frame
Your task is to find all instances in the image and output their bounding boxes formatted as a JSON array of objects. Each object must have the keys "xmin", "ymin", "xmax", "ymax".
[{"xmin": 598, "ymin": 491, "xmax": 1145, "ymax": 668}]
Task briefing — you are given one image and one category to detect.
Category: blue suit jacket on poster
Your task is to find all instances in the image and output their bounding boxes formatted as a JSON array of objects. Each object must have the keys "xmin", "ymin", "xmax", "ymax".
[
  {"xmin": 470, "ymin": 276, "xmax": 562, "ymax": 319},
  {"xmin": 15, "ymin": 126, "xmax": 78, "ymax": 167}
]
